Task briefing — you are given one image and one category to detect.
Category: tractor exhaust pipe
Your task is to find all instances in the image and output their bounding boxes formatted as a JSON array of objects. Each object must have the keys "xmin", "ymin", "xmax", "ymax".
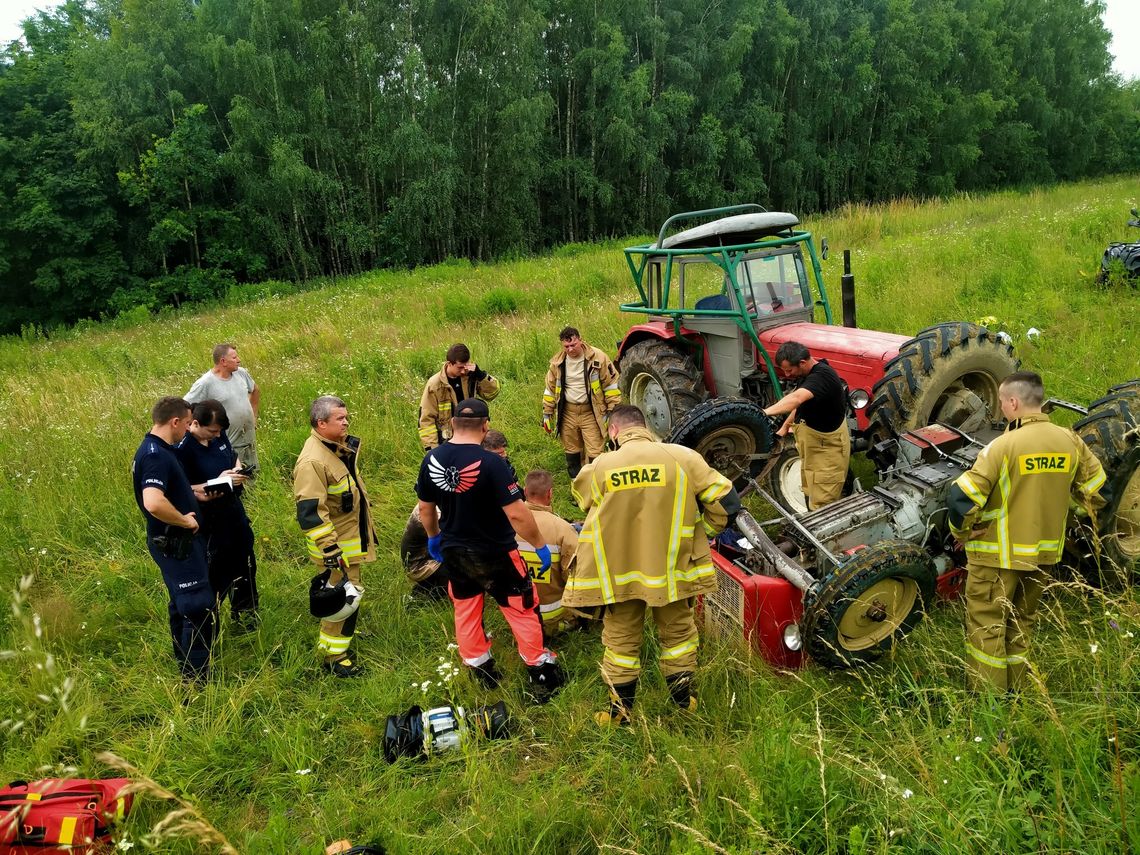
[
  {"xmin": 735, "ymin": 510, "xmax": 816, "ymax": 592},
  {"xmin": 841, "ymin": 250, "xmax": 856, "ymax": 328}
]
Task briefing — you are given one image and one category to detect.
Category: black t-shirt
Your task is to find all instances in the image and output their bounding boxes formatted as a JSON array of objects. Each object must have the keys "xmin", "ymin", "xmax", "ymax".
[
  {"xmin": 174, "ymin": 431, "xmax": 241, "ymax": 517},
  {"xmin": 794, "ymin": 359, "xmax": 847, "ymax": 432},
  {"xmin": 415, "ymin": 442, "xmax": 523, "ymax": 551},
  {"xmin": 132, "ymin": 433, "xmax": 199, "ymax": 538}
]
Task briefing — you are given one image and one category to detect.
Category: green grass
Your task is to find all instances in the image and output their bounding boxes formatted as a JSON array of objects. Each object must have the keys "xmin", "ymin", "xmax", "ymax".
[{"xmin": 2, "ymin": 176, "xmax": 1139, "ymax": 853}]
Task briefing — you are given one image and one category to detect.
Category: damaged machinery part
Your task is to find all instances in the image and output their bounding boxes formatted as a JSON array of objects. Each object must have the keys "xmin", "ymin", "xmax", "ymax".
[{"xmin": 734, "ymin": 509, "xmax": 817, "ymax": 592}]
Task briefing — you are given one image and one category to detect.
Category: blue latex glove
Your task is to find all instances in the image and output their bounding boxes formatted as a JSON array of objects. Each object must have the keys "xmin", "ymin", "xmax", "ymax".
[
  {"xmin": 427, "ymin": 533, "xmax": 443, "ymax": 563},
  {"xmin": 535, "ymin": 544, "xmax": 552, "ymax": 576}
]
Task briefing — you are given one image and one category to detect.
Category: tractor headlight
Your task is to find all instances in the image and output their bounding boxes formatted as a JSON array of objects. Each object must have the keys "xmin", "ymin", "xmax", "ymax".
[
  {"xmin": 782, "ymin": 623, "xmax": 803, "ymax": 651},
  {"xmin": 849, "ymin": 388, "xmax": 871, "ymax": 410}
]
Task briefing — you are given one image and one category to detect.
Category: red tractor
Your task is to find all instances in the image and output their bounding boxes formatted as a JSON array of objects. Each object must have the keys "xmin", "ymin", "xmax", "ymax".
[{"xmin": 617, "ymin": 205, "xmax": 1140, "ymax": 669}]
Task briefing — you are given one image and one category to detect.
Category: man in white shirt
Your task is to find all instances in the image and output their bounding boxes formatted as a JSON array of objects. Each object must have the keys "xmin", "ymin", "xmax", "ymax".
[{"xmin": 186, "ymin": 343, "xmax": 261, "ymax": 473}]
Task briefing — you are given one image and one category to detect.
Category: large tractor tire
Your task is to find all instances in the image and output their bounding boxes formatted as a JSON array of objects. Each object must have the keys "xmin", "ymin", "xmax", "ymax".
[
  {"xmin": 619, "ymin": 339, "xmax": 707, "ymax": 437},
  {"xmin": 1073, "ymin": 381, "xmax": 1140, "ymax": 581},
  {"xmin": 800, "ymin": 540, "xmax": 936, "ymax": 669},
  {"xmin": 868, "ymin": 322, "xmax": 1018, "ymax": 448},
  {"xmin": 667, "ymin": 397, "xmax": 774, "ymax": 490}
]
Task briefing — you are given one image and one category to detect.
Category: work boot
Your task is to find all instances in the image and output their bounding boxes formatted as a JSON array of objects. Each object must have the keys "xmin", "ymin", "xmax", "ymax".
[
  {"xmin": 666, "ymin": 671, "xmax": 694, "ymax": 709},
  {"xmin": 565, "ymin": 453, "xmax": 582, "ymax": 479},
  {"xmin": 471, "ymin": 659, "xmax": 503, "ymax": 689},
  {"xmin": 595, "ymin": 680, "xmax": 636, "ymax": 727},
  {"xmin": 325, "ymin": 656, "xmax": 364, "ymax": 678},
  {"xmin": 526, "ymin": 659, "xmax": 567, "ymax": 703}
]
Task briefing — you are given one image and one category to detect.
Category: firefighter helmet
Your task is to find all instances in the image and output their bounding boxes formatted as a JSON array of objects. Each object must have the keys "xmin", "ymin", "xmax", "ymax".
[{"xmin": 308, "ymin": 568, "xmax": 363, "ymax": 621}]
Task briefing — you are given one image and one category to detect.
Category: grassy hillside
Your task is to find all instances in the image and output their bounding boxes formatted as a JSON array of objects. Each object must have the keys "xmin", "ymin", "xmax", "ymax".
[{"xmin": 1, "ymin": 177, "xmax": 1139, "ymax": 854}]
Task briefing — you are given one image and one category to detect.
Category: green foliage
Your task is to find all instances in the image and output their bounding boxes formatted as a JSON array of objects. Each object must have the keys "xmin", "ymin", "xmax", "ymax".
[
  {"xmin": 1, "ymin": 0, "xmax": 1139, "ymax": 332},
  {"xmin": 1, "ymin": 180, "xmax": 1139, "ymax": 853}
]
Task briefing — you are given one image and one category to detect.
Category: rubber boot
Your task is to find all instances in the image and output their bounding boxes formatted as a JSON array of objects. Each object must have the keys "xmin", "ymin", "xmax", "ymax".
[
  {"xmin": 595, "ymin": 680, "xmax": 637, "ymax": 727},
  {"xmin": 565, "ymin": 452, "xmax": 582, "ymax": 479},
  {"xmin": 666, "ymin": 671, "xmax": 696, "ymax": 711}
]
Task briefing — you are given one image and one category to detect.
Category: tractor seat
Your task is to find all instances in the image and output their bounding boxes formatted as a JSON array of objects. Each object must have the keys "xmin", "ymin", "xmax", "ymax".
[{"xmin": 695, "ymin": 294, "xmax": 732, "ymax": 311}]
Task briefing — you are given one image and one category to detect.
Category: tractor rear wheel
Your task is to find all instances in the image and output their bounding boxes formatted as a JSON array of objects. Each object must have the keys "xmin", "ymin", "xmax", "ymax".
[
  {"xmin": 800, "ymin": 540, "xmax": 936, "ymax": 669},
  {"xmin": 768, "ymin": 444, "xmax": 809, "ymax": 515},
  {"xmin": 1073, "ymin": 381, "xmax": 1140, "ymax": 581},
  {"xmin": 667, "ymin": 397, "xmax": 773, "ymax": 490},
  {"xmin": 620, "ymin": 339, "xmax": 707, "ymax": 437},
  {"xmin": 868, "ymin": 322, "xmax": 1018, "ymax": 451}
]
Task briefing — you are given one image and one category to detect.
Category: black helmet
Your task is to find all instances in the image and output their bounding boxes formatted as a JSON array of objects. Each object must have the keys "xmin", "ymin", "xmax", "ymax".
[{"xmin": 308, "ymin": 568, "xmax": 363, "ymax": 621}]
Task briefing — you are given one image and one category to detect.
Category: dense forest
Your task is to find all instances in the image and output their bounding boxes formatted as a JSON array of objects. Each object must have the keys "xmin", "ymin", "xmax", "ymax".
[{"xmin": 1, "ymin": 0, "xmax": 1137, "ymax": 333}]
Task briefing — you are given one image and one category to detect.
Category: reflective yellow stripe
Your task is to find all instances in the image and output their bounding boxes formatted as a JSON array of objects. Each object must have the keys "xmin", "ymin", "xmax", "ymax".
[
  {"xmin": 58, "ymin": 816, "xmax": 76, "ymax": 844},
  {"xmin": 666, "ymin": 462, "xmax": 687, "ymax": 602},
  {"xmin": 318, "ymin": 632, "xmax": 351, "ymax": 654},
  {"xmin": 1011, "ymin": 540, "xmax": 1061, "ymax": 556},
  {"xmin": 997, "ymin": 461, "xmax": 1012, "ymax": 568},
  {"xmin": 419, "ymin": 427, "xmax": 436, "ymax": 439},
  {"xmin": 340, "ymin": 538, "xmax": 363, "ymax": 558},
  {"xmin": 612, "ymin": 572, "xmax": 667, "ymax": 587},
  {"xmin": 674, "ymin": 563, "xmax": 715, "ymax": 582},
  {"xmin": 660, "ymin": 638, "xmax": 699, "ymax": 660},
  {"xmin": 1080, "ymin": 468, "xmax": 1106, "ymax": 495},
  {"xmin": 590, "ymin": 380, "xmax": 602, "ymax": 393},
  {"xmin": 955, "ymin": 472, "xmax": 987, "ymax": 506},
  {"xmin": 604, "ymin": 647, "xmax": 641, "ymax": 670},
  {"xmin": 701, "ymin": 517, "xmax": 717, "ymax": 536},
  {"xmin": 565, "ymin": 575, "xmax": 601, "ymax": 590},
  {"xmin": 580, "ymin": 529, "xmax": 615, "ymax": 603},
  {"xmin": 539, "ymin": 599, "xmax": 564, "ymax": 614},
  {"xmin": 966, "ymin": 643, "xmax": 1007, "ymax": 669},
  {"xmin": 698, "ymin": 475, "xmax": 732, "ymax": 503},
  {"xmin": 304, "ymin": 522, "xmax": 335, "ymax": 539},
  {"xmin": 327, "ymin": 478, "xmax": 350, "ymax": 495},
  {"xmin": 965, "ymin": 541, "xmax": 1001, "ymax": 554}
]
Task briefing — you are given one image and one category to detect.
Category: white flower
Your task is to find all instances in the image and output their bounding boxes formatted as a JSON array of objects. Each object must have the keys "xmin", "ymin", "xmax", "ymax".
[
  {"xmin": 296, "ymin": 769, "xmax": 312, "ymax": 775},
  {"xmin": 902, "ymin": 789, "xmax": 913, "ymax": 799},
  {"xmin": 117, "ymin": 841, "xmax": 135, "ymax": 851},
  {"xmin": 1090, "ymin": 643, "xmax": 1099, "ymax": 654},
  {"xmin": 974, "ymin": 736, "xmax": 982, "ymax": 743}
]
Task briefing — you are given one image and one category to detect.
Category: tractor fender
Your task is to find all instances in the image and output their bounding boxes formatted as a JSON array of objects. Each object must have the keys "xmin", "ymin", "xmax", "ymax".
[{"xmin": 618, "ymin": 322, "xmax": 718, "ymax": 396}]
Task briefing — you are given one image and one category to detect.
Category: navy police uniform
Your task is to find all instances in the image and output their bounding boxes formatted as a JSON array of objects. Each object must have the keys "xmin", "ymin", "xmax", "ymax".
[{"xmin": 132, "ymin": 433, "xmax": 216, "ymax": 680}]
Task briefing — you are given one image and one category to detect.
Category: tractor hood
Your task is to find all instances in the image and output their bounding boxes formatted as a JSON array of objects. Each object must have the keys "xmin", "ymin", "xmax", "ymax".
[{"xmin": 759, "ymin": 322, "xmax": 909, "ymax": 420}]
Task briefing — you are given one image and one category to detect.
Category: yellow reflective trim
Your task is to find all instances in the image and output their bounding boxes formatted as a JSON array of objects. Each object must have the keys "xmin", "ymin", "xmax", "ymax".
[
  {"xmin": 674, "ymin": 563, "xmax": 715, "ymax": 582},
  {"xmin": 304, "ymin": 522, "xmax": 335, "ymax": 539},
  {"xmin": 579, "ymin": 528, "xmax": 615, "ymax": 603},
  {"xmin": 318, "ymin": 632, "xmax": 351, "ymax": 654},
  {"xmin": 666, "ymin": 462, "xmax": 687, "ymax": 602},
  {"xmin": 698, "ymin": 475, "xmax": 732, "ymax": 503},
  {"xmin": 603, "ymin": 383, "xmax": 620, "ymax": 392},
  {"xmin": 419, "ymin": 427, "xmax": 436, "ymax": 439},
  {"xmin": 660, "ymin": 637, "xmax": 699, "ymax": 659},
  {"xmin": 437, "ymin": 404, "xmax": 451, "ymax": 413},
  {"xmin": 1080, "ymin": 468, "xmax": 1107, "ymax": 495},
  {"xmin": 966, "ymin": 643, "xmax": 1006, "ymax": 669},
  {"xmin": 604, "ymin": 647, "xmax": 641, "ymax": 669},
  {"xmin": 955, "ymin": 473, "xmax": 987, "ymax": 506},
  {"xmin": 997, "ymin": 460, "xmax": 1012, "ymax": 568},
  {"xmin": 965, "ymin": 541, "xmax": 1001, "ymax": 554},
  {"xmin": 612, "ymin": 572, "xmax": 668, "ymax": 587},
  {"xmin": 541, "ymin": 607, "xmax": 566, "ymax": 623},
  {"xmin": 565, "ymin": 575, "xmax": 601, "ymax": 590},
  {"xmin": 327, "ymin": 478, "xmax": 350, "ymax": 495},
  {"xmin": 58, "ymin": 816, "xmax": 77, "ymax": 844}
]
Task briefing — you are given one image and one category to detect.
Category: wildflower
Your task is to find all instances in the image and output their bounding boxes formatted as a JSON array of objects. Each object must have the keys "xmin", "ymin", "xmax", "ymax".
[
  {"xmin": 974, "ymin": 736, "xmax": 982, "ymax": 743},
  {"xmin": 902, "ymin": 789, "xmax": 913, "ymax": 799},
  {"xmin": 296, "ymin": 769, "xmax": 312, "ymax": 775},
  {"xmin": 1090, "ymin": 643, "xmax": 1099, "ymax": 654}
]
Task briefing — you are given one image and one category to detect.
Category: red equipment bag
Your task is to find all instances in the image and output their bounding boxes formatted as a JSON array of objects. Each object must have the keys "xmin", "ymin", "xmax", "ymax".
[{"xmin": 0, "ymin": 778, "xmax": 133, "ymax": 854}]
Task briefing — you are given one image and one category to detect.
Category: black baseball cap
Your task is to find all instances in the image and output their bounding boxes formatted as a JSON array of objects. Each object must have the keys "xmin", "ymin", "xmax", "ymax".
[{"xmin": 456, "ymin": 398, "xmax": 489, "ymax": 419}]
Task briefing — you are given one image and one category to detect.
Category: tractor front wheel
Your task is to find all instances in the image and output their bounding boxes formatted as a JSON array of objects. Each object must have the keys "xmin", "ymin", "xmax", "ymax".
[
  {"xmin": 800, "ymin": 540, "xmax": 936, "ymax": 669},
  {"xmin": 1074, "ymin": 381, "xmax": 1140, "ymax": 582},
  {"xmin": 667, "ymin": 397, "xmax": 773, "ymax": 490},
  {"xmin": 868, "ymin": 322, "xmax": 1018, "ymax": 453},
  {"xmin": 620, "ymin": 339, "xmax": 707, "ymax": 437},
  {"xmin": 767, "ymin": 444, "xmax": 809, "ymax": 516}
]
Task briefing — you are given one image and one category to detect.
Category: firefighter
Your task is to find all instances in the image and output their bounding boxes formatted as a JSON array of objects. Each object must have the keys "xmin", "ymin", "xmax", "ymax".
[
  {"xmin": 563, "ymin": 404, "xmax": 740, "ymax": 725},
  {"xmin": 418, "ymin": 343, "xmax": 500, "ymax": 451},
  {"xmin": 948, "ymin": 371, "xmax": 1108, "ymax": 693},
  {"xmin": 132, "ymin": 396, "xmax": 215, "ymax": 683},
  {"xmin": 542, "ymin": 326, "xmax": 621, "ymax": 478},
  {"xmin": 416, "ymin": 399, "xmax": 566, "ymax": 701},
  {"xmin": 762, "ymin": 340, "xmax": 850, "ymax": 510},
  {"xmin": 400, "ymin": 503, "xmax": 450, "ymax": 602},
  {"xmin": 515, "ymin": 469, "xmax": 580, "ymax": 633},
  {"xmin": 293, "ymin": 396, "xmax": 377, "ymax": 677}
]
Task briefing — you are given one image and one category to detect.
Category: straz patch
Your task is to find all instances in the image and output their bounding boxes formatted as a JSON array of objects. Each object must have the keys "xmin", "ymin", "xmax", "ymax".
[
  {"xmin": 1017, "ymin": 453, "xmax": 1072, "ymax": 474},
  {"xmin": 606, "ymin": 465, "xmax": 666, "ymax": 491}
]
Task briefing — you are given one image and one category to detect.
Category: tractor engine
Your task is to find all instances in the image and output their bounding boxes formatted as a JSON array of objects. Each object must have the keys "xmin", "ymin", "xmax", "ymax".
[{"xmin": 785, "ymin": 424, "xmax": 993, "ymax": 580}]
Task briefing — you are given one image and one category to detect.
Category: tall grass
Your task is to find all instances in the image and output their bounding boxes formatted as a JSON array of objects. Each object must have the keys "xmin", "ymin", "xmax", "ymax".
[{"xmin": 1, "ymin": 177, "xmax": 1138, "ymax": 853}]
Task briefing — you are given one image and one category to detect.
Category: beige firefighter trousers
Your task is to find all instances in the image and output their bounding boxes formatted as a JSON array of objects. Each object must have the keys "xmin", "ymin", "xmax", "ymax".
[
  {"xmin": 600, "ymin": 598, "xmax": 699, "ymax": 685},
  {"xmin": 964, "ymin": 562, "xmax": 1050, "ymax": 692},
  {"xmin": 792, "ymin": 421, "xmax": 851, "ymax": 510},
  {"xmin": 560, "ymin": 400, "xmax": 605, "ymax": 460}
]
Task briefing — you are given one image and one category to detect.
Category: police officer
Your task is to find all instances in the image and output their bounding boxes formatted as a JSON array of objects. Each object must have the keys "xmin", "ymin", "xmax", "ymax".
[
  {"xmin": 132, "ymin": 396, "xmax": 215, "ymax": 683},
  {"xmin": 948, "ymin": 371, "xmax": 1108, "ymax": 692},
  {"xmin": 416, "ymin": 399, "xmax": 566, "ymax": 701},
  {"xmin": 563, "ymin": 404, "xmax": 739, "ymax": 725},
  {"xmin": 293, "ymin": 396, "xmax": 377, "ymax": 677},
  {"xmin": 762, "ymin": 341, "xmax": 850, "ymax": 510}
]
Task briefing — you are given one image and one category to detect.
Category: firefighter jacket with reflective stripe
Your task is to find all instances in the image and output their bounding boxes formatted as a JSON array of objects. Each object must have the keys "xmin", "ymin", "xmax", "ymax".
[
  {"xmin": 293, "ymin": 430, "xmax": 377, "ymax": 566},
  {"xmin": 563, "ymin": 426, "xmax": 734, "ymax": 607},
  {"xmin": 418, "ymin": 365, "xmax": 501, "ymax": 449},
  {"xmin": 543, "ymin": 343, "xmax": 621, "ymax": 434},
  {"xmin": 948, "ymin": 412, "xmax": 1107, "ymax": 571},
  {"xmin": 516, "ymin": 501, "xmax": 578, "ymax": 611}
]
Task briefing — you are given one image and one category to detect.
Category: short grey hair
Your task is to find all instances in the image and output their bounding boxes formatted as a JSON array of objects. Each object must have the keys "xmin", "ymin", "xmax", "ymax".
[{"xmin": 310, "ymin": 395, "xmax": 347, "ymax": 427}]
